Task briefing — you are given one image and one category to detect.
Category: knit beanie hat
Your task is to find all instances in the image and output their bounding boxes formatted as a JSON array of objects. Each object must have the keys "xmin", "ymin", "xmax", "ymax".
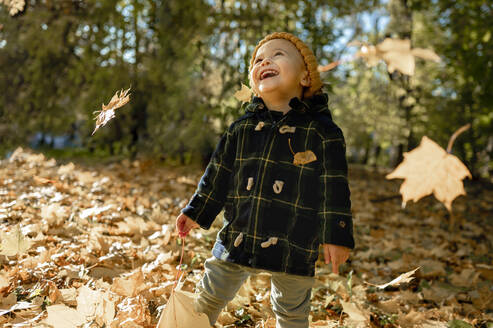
[{"xmin": 249, "ymin": 32, "xmax": 323, "ymax": 98}]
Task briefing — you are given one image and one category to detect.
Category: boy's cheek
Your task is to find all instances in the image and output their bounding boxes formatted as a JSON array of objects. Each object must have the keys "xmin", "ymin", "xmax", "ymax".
[{"xmin": 249, "ymin": 78, "xmax": 260, "ymax": 95}]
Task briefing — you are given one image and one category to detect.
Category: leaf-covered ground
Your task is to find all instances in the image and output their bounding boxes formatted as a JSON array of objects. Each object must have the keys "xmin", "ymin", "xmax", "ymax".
[{"xmin": 0, "ymin": 148, "xmax": 492, "ymax": 327}]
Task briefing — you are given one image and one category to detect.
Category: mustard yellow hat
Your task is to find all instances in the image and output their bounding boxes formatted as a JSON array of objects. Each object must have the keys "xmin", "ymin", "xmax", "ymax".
[{"xmin": 249, "ymin": 32, "xmax": 323, "ymax": 98}]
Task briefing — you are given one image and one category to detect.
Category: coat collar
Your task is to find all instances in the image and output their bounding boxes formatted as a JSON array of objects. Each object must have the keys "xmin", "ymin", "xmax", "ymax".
[{"xmin": 244, "ymin": 93, "xmax": 332, "ymax": 119}]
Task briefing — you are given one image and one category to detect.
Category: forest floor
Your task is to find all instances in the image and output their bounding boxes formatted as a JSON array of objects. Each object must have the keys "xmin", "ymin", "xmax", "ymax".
[{"xmin": 0, "ymin": 147, "xmax": 492, "ymax": 328}]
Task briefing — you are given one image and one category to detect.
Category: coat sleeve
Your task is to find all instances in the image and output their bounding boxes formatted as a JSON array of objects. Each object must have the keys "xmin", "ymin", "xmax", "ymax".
[
  {"xmin": 317, "ymin": 127, "xmax": 355, "ymax": 249},
  {"xmin": 180, "ymin": 123, "xmax": 237, "ymax": 230}
]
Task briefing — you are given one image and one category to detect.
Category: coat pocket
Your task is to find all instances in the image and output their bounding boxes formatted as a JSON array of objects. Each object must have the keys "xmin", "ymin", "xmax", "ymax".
[{"xmin": 290, "ymin": 213, "xmax": 319, "ymax": 249}]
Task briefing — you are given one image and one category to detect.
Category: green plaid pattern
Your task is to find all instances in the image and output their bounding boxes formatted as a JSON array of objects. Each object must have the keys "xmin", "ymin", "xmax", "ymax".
[{"xmin": 182, "ymin": 93, "xmax": 354, "ymax": 276}]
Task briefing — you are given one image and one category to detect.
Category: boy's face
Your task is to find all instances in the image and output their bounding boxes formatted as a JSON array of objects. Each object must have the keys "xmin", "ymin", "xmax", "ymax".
[{"xmin": 250, "ymin": 39, "xmax": 310, "ymax": 99}]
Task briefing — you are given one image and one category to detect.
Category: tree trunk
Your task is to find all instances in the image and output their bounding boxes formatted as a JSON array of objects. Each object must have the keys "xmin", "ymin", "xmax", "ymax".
[{"xmin": 387, "ymin": 0, "xmax": 417, "ymax": 151}]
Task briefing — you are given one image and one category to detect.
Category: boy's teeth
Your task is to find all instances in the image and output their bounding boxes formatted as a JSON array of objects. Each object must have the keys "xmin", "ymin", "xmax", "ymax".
[{"xmin": 261, "ymin": 70, "xmax": 277, "ymax": 80}]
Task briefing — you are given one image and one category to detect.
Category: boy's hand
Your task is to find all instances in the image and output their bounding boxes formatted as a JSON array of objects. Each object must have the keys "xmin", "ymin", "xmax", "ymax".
[
  {"xmin": 323, "ymin": 244, "xmax": 350, "ymax": 274},
  {"xmin": 176, "ymin": 213, "xmax": 199, "ymax": 237}
]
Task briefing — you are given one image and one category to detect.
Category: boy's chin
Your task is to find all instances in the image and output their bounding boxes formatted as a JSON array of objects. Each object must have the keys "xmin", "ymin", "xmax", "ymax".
[{"xmin": 257, "ymin": 83, "xmax": 283, "ymax": 97}]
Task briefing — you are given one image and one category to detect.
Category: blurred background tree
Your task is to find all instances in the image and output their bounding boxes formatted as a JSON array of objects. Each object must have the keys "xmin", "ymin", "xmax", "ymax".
[{"xmin": 0, "ymin": 0, "xmax": 491, "ymax": 179}]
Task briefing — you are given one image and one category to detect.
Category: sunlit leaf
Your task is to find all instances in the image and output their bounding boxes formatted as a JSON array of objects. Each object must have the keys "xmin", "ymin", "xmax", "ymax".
[
  {"xmin": 0, "ymin": 273, "xmax": 9, "ymax": 290},
  {"xmin": 92, "ymin": 87, "xmax": 131, "ymax": 135},
  {"xmin": 346, "ymin": 38, "xmax": 440, "ymax": 76},
  {"xmin": 111, "ymin": 270, "xmax": 146, "ymax": 297},
  {"xmin": 411, "ymin": 48, "xmax": 441, "ymax": 62},
  {"xmin": 340, "ymin": 299, "xmax": 368, "ymax": 322},
  {"xmin": 386, "ymin": 136, "xmax": 471, "ymax": 211},
  {"xmin": 157, "ymin": 287, "xmax": 211, "ymax": 328},
  {"xmin": 41, "ymin": 203, "xmax": 68, "ymax": 227},
  {"xmin": 365, "ymin": 267, "xmax": 420, "ymax": 289},
  {"xmin": 0, "ymin": 0, "xmax": 25, "ymax": 16},
  {"xmin": 0, "ymin": 224, "xmax": 32, "ymax": 256},
  {"xmin": 41, "ymin": 304, "xmax": 86, "ymax": 328},
  {"xmin": 234, "ymin": 83, "xmax": 253, "ymax": 103},
  {"xmin": 76, "ymin": 285, "xmax": 115, "ymax": 326},
  {"xmin": 317, "ymin": 60, "xmax": 340, "ymax": 72},
  {"xmin": 112, "ymin": 295, "xmax": 151, "ymax": 327}
]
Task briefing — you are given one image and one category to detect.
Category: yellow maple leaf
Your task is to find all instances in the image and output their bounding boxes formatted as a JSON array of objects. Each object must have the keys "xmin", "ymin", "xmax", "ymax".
[
  {"xmin": 42, "ymin": 304, "xmax": 87, "ymax": 327},
  {"xmin": 92, "ymin": 87, "xmax": 131, "ymax": 135},
  {"xmin": 234, "ymin": 83, "xmax": 253, "ymax": 103},
  {"xmin": 157, "ymin": 285, "xmax": 211, "ymax": 328},
  {"xmin": 293, "ymin": 150, "xmax": 317, "ymax": 165},
  {"xmin": 338, "ymin": 38, "xmax": 441, "ymax": 76},
  {"xmin": 317, "ymin": 60, "xmax": 341, "ymax": 72},
  {"xmin": 0, "ymin": 0, "xmax": 26, "ymax": 16},
  {"xmin": 111, "ymin": 270, "xmax": 146, "ymax": 297},
  {"xmin": 0, "ymin": 224, "xmax": 32, "ymax": 256},
  {"xmin": 111, "ymin": 295, "xmax": 151, "ymax": 327},
  {"xmin": 386, "ymin": 136, "xmax": 471, "ymax": 211}
]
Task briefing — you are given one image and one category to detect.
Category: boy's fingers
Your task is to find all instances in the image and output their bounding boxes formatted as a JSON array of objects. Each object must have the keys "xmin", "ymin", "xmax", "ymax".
[
  {"xmin": 176, "ymin": 216, "xmax": 188, "ymax": 234},
  {"xmin": 331, "ymin": 258, "xmax": 340, "ymax": 274},
  {"xmin": 186, "ymin": 220, "xmax": 197, "ymax": 230},
  {"xmin": 324, "ymin": 245, "xmax": 331, "ymax": 264},
  {"xmin": 177, "ymin": 218, "xmax": 185, "ymax": 231}
]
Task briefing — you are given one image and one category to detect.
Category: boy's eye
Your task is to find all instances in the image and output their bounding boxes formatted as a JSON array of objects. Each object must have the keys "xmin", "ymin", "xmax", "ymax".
[
  {"xmin": 274, "ymin": 51, "xmax": 283, "ymax": 56},
  {"xmin": 255, "ymin": 58, "xmax": 262, "ymax": 64}
]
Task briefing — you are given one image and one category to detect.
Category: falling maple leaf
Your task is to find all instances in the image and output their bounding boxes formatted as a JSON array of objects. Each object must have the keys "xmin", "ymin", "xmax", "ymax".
[
  {"xmin": 365, "ymin": 267, "xmax": 420, "ymax": 289},
  {"xmin": 0, "ymin": 0, "xmax": 25, "ymax": 16},
  {"xmin": 319, "ymin": 38, "xmax": 440, "ymax": 75},
  {"xmin": 234, "ymin": 83, "xmax": 253, "ymax": 103},
  {"xmin": 317, "ymin": 60, "xmax": 341, "ymax": 72},
  {"xmin": 0, "ymin": 224, "xmax": 32, "ymax": 256},
  {"xmin": 92, "ymin": 87, "xmax": 131, "ymax": 135},
  {"xmin": 386, "ymin": 134, "xmax": 471, "ymax": 211},
  {"xmin": 350, "ymin": 38, "xmax": 440, "ymax": 76}
]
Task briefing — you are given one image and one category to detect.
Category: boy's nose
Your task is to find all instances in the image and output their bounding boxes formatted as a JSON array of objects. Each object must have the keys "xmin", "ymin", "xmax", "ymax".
[{"xmin": 260, "ymin": 57, "xmax": 273, "ymax": 66}]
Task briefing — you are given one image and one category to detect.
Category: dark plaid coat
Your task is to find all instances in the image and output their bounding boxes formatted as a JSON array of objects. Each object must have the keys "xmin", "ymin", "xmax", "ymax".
[{"xmin": 181, "ymin": 93, "xmax": 354, "ymax": 276}]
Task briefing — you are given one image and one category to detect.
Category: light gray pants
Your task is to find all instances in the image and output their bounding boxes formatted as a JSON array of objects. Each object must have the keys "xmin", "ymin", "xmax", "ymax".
[{"xmin": 194, "ymin": 256, "xmax": 315, "ymax": 328}]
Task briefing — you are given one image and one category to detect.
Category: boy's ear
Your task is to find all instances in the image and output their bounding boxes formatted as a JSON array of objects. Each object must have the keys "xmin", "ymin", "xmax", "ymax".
[{"xmin": 300, "ymin": 70, "xmax": 310, "ymax": 87}]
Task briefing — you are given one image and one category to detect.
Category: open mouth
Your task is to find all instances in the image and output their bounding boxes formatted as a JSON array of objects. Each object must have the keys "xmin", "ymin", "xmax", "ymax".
[{"xmin": 260, "ymin": 69, "xmax": 279, "ymax": 80}]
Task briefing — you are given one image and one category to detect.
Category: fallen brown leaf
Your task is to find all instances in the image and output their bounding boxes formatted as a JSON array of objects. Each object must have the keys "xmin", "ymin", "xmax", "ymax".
[{"xmin": 366, "ymin": 267, "xmax": 419, "ymax": 289}]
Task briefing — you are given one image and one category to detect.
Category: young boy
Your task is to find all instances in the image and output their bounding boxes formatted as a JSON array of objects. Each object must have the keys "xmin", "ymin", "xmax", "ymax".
[{"xmin": 176, "ymin": 32, "xmax": 354, "ymax": 328}]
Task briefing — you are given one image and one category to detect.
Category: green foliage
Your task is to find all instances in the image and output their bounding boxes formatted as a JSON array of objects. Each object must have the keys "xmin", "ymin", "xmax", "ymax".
[
  {"xmin": 0, "ymin": 0, "xmax": 491, "ymax": 178},
  {"xmin": 408, "ymin": 0, "xmax": 493, "ymax": 178},
  {"xmin": 448, "ymin": 319, "xmax": 473, "ymax": 328}
]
